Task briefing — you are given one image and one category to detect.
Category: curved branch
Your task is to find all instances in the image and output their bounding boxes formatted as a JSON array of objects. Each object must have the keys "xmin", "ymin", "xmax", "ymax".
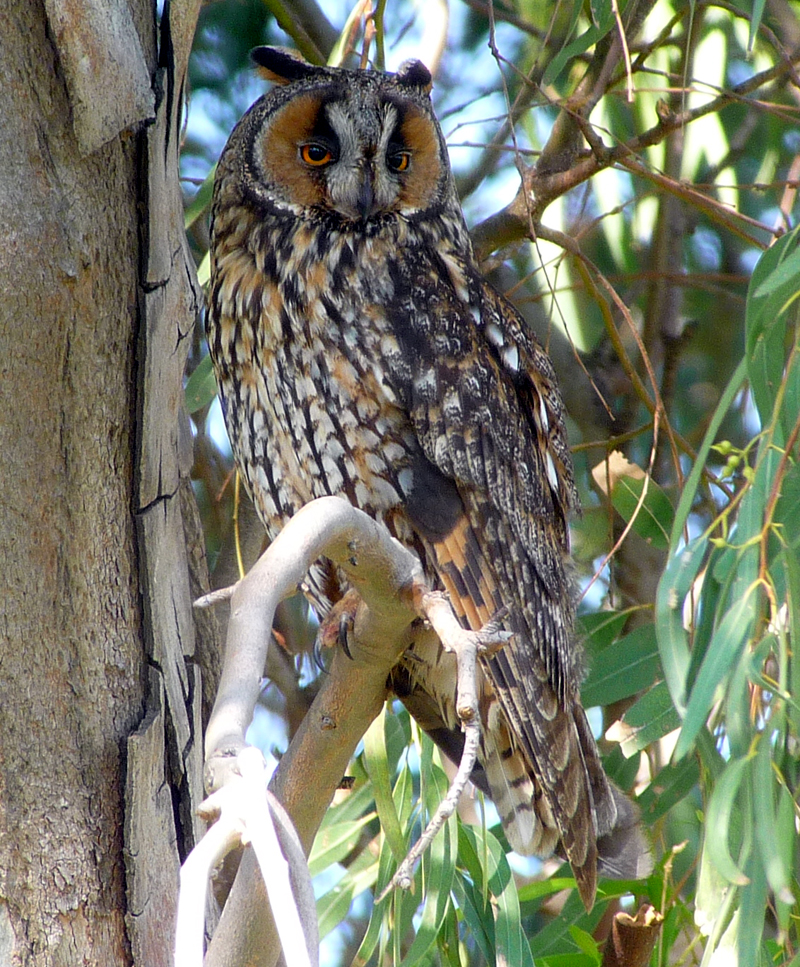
[
  {"xmin": 193, "ymin": 497, "xmax": 502, "ymax": 966},
  {"xmin": 202, "ymin": 496, "xmax": 424, "ymax": 790}
]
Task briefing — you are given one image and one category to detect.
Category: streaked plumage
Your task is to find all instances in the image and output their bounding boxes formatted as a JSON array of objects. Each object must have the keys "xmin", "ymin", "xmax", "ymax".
[{"xmin": 206, "ymin": 47, "xmax": 651, "ymax": 908}]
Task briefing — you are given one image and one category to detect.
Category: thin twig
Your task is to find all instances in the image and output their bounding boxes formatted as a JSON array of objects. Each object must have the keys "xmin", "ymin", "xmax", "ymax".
[{"xmin": 379, "ymin": 588, "xmax": 512, "ymax": 898}]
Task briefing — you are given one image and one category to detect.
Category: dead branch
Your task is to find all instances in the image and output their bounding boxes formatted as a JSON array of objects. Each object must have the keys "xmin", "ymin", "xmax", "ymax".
[
  {"xmin": 193, "ymin": 497, "xmax": 494, "ymax": 967},
  {"xmin": 470, "ymin": 50, "xmax": 800, "ymax": 261},
  {"xmin": 379, "ymin": 592, "xmax": 512, "ymax": 897},
  {"xmin": 601, "ymin": 904, "xmax": 664, "ymax": 967},
  {"xmin": 201, "ymin": 496, "xmax": 423, "ymax": 792}
]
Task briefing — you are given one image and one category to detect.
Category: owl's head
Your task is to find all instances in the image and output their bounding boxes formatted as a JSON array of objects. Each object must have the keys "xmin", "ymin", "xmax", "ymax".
[{"xmin": 219, "ymin": 47, "xmax": 456, "ymax": 224}]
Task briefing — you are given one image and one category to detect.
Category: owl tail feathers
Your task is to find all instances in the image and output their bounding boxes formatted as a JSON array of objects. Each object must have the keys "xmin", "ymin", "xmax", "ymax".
[
  {"xmin": 596, "ymin": 783, "xmax": 654, "ymax": 881},
  {"xmin": 481, "ymin": 719, "xmax": 559, "ymax": 858},
  {"xmin": 573, "ymin": 705, "xmax": 654, "ymax": 886},
  {"xmin": 484, "ymin": 706, "xmax": 653, "ymax": 912}
]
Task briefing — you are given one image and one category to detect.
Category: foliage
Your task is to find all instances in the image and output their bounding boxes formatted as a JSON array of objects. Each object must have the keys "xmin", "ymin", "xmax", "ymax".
[{"xmin": 182, "ymin": 0, "xmax": 800, "ymax": 963}]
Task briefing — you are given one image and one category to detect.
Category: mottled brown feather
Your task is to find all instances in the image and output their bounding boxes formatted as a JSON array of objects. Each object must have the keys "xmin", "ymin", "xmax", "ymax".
[{"xmin": 207, "ymin": 50, "xmax": 652, "ymax": 911}]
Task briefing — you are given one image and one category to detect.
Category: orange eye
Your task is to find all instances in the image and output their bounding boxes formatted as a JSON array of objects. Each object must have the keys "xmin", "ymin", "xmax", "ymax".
[
  {"xmin": 301, "ymin": 143, "xmax": 334, "ymax": 166},
  {"xmin": 387, "ymin": 150, "xmax": 410, "ymax": 173}
]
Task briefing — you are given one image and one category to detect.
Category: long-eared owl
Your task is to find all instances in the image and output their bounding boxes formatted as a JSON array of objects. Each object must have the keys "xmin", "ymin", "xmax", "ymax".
[{"xmin": 206, "ymin": 46, "xmax": 651, "ymax": 909}]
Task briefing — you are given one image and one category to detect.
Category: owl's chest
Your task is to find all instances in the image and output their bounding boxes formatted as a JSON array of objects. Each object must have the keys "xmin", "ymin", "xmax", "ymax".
[{"xmin": 212, "ymin": 236, "xmax": 418, "ymax": 535}]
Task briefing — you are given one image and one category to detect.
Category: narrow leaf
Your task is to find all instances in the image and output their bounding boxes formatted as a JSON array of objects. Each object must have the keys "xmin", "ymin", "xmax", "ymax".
[
  {"xmin": 704, "ymin": 755, "xmax": 750, "ymax": 886},
  {"xmin": 619, "ymin": 681, "xmax": 681, "ymax": 755},
  {"xmin": 362, "ymin": 708, "xmax": 406, "ymax": 862},
  {"xmin": 656, "ymin": 537, "xmax": 708, "ymax": 717},
  {"xmin": 675, "ymin": 584, "xmax": 758, "ymax": 759},
  {"xmin": 183, "ymin": 165, "xmax": 216, "ymax": 230},
  {"xmin": 752, "ymin": 731, "xmax": 793, "ymax": 904},
  {"xmin": 184, "ymin": 353, "xmax": 217, "ymax": 414}
]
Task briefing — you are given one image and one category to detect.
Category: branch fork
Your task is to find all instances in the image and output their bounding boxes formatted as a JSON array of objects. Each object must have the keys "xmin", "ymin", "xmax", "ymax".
[{"xmin": 182, "ymin": 497, "xmax": 515, "ymax": 963}]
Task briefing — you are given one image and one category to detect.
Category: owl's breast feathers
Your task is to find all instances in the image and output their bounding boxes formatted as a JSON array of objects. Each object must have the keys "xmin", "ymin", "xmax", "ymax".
[{"xmin": 208, "ymin": 192, "xmax": 650, "ymax": 907}]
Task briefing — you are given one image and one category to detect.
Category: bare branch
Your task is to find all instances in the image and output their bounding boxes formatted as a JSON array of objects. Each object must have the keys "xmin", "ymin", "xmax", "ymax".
[
  {"xmin": 200, "ymin": 498, "xmax": 426, "ymax": 967},
  {"xmin": 601, "ymin": 904, "xmax": 664, "ymax": 967},
  {"xmin": 194, "ymin": 497, "xmax": 506, "ymax": 965},
  {"xmin": 203, "ymin": 496, "xmax": 423, "ymax": 792},
  {"xmin": 471, "ymin": 49, "xmax": 800, "ymax": 260}
]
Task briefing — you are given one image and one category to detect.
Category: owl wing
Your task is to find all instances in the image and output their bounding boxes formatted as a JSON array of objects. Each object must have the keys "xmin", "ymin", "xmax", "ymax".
[{"xmin": 383, "ymin": 260, "xmax": 648, "ymax": 908}]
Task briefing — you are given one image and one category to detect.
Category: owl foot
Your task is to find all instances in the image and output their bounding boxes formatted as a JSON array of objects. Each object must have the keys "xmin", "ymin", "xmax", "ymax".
[{"xmin": 315, "ymin": 588, "xmax": 361, "ymax": 659}]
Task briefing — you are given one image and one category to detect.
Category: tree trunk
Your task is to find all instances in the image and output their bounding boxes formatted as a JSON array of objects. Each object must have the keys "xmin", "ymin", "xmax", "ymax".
[{"xmin": 0, "ymin": 1, "xmax": 204, "ymax": 963}]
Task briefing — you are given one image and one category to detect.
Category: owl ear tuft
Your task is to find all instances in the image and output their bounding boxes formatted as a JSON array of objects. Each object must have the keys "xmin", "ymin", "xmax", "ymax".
[
  {"xmin": 251, "ymin": 47, "xmax": 321, "ymax": 85},
  {"xmin": 395, "ymin": 60, "xmax": 433, "ymax": 94}
]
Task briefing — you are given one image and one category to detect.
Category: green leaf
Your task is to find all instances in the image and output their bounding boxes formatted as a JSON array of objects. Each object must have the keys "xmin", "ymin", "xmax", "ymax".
[
  {"xmin": 752, "ymin": 731, "xmax": 793, "ymax": 905},
  {"xmin": 459, "ymin": 826, "xmax": 535, "ymax": 967},
  {"xmin": 184, "ymin": 353, "xmax": 217, "ymax": 414},
  {"xmin": 315, "ymin": 848, "xmax": 378, "ymax": 939},
  {"xmin": 362, "ymin": 707, "xmax": 406, "ymax": 863},
  {"xmin": 589, "ymin": 0, "xmax": 611, "ymax": 29},
  {"xmin": 451, "ymin": 869, "xmax": 496, "ymax": 965},
  {"xmin": 746, "ymin": 224, "xmax": 800, "ymax": 430},
  {"xmin": 675, "ymin": 584, "xmax": 758, "ymax": 759},
  {"xmin": 704, "ymin": 755, "xmax": 750, "ymax": 886},
  {"xmin": 308, "ymin": 812, "xmax": 376, "ymax": 876},
  {"xmin": 620, "ymin": 681, "xmax": 681, "ymax": 755},
  {"xmin": 197, "ymin": 249, "xmax": 210, "ymax": 288},
  {"xmin": 542, "ymin": 19, "xmax": 614, "ymax": 87},
  {"xmin": 774, "ymin": 460, "xmax": 800, "ymax": 554},
  {"xmin": 695, "ymin": 837, "xmax": 740, "ymax": 943},
  {"xmin": 568, "ymin": 925, "xmax": 601, "ymax": 963},
  {"xmin": 747, "ymin": 0, "xmax": 766, "ymax": 52},
  {"xmin": 317, "ymin": 773, "xmax": 377, "ymax": 827},
  {"xmin": 184, "ymin": 164, "xmax": 216, "ymax": 230},
  {"xmin": 774, "ymin": 783, "xmax": 796, "ymax": 932},
  {"xmin": 353, "ymin": 820, "xmax": 403, "ymax": 963},
  {"xmin": 581, "ymin": 623, "xmax": 660, "ymax": 708},
  {"xmin": 779, "ymin": 339, "xmax": 800, "ymax": 446},
  {"xmin": 610, "ymin": 472, "xmax": 673, "ymax": 550},
  {"xmin": 737, "ymin": 839, "xmax": 769, "ymax": 967},
  {"xmin": 751, "ymin": 225, "xmax": 800, "ymax": 300},
  {"xmin": 528, "ymin": 888, "xmax": 605, "ymax": 959},
  {"xmin": 784, "ymin": 548, "xmax": 800, "ymax": 741},
  {"xmin": 637, "ymin": 757, "xmax": 700, "ymax": 824},
  {"xmin": 437, "ymin": 903, "xmax": 463, "ymax": 967},
  {"xmin": 655, "ymin": 536, "xmax": 708, "ymax": 717},
  {"xmin": 669, "ymin": 357, "xmax": 747, "ymax": 549},
  {"xmin": 397, "ymin": 759, "xmax": 456, "ymax": 967},
  {"xmin": 578, "ymin": 610, "xmax": 630, "ymax": 652}
]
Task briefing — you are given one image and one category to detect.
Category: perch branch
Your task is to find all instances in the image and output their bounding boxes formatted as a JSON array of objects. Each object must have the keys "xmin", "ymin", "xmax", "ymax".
[
  {"xmin": 195, "ymin": 497, "xmax": 510, "ymax": 965},
  {"xmin": 202, "ymin": 496, "xmax": 424, "ymax": 792},
  {"xmin": 200, "ymin": 498, "xmax": 424, "ymax": 967},
  {"xmin": 175, "ymin": 748, "xmax": 317, "ymax": 967}
]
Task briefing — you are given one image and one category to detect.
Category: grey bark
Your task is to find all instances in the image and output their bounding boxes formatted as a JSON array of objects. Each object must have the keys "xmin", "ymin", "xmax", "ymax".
[{"xmin": 0, "ymin": 1, "xmax": 204, "ymax": 964}]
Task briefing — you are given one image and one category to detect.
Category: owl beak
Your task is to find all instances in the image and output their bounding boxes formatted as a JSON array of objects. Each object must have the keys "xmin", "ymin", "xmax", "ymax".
[{"xmin": 356, "ymin": 172, "xmax": 376, "ymax": 220}]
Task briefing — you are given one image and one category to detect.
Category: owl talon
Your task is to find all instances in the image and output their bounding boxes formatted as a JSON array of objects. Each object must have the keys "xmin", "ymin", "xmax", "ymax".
[
  {"xmin": 338, "ymin": 612, "xmax": 354, "ymax": 659},
  {"xmin": 316, "ymin": 588, "xmax": 361, "ymax": 659}
]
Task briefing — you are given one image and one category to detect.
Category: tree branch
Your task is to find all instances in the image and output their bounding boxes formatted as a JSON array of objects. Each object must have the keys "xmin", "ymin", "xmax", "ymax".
[
  {"xmin": 195, "ymin": 498, "xmax": 422, "ymax": 966},
  {"xmin": 601, "ymin": 904, "xmax": 664, "ymax": 967},
  {"xmin": 190, "ymin": 496, "xmax": 512, "ymax": 965},
  {"xmin": 470, "ymin": 49, "xmax": 800, "ymax": 260}
]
